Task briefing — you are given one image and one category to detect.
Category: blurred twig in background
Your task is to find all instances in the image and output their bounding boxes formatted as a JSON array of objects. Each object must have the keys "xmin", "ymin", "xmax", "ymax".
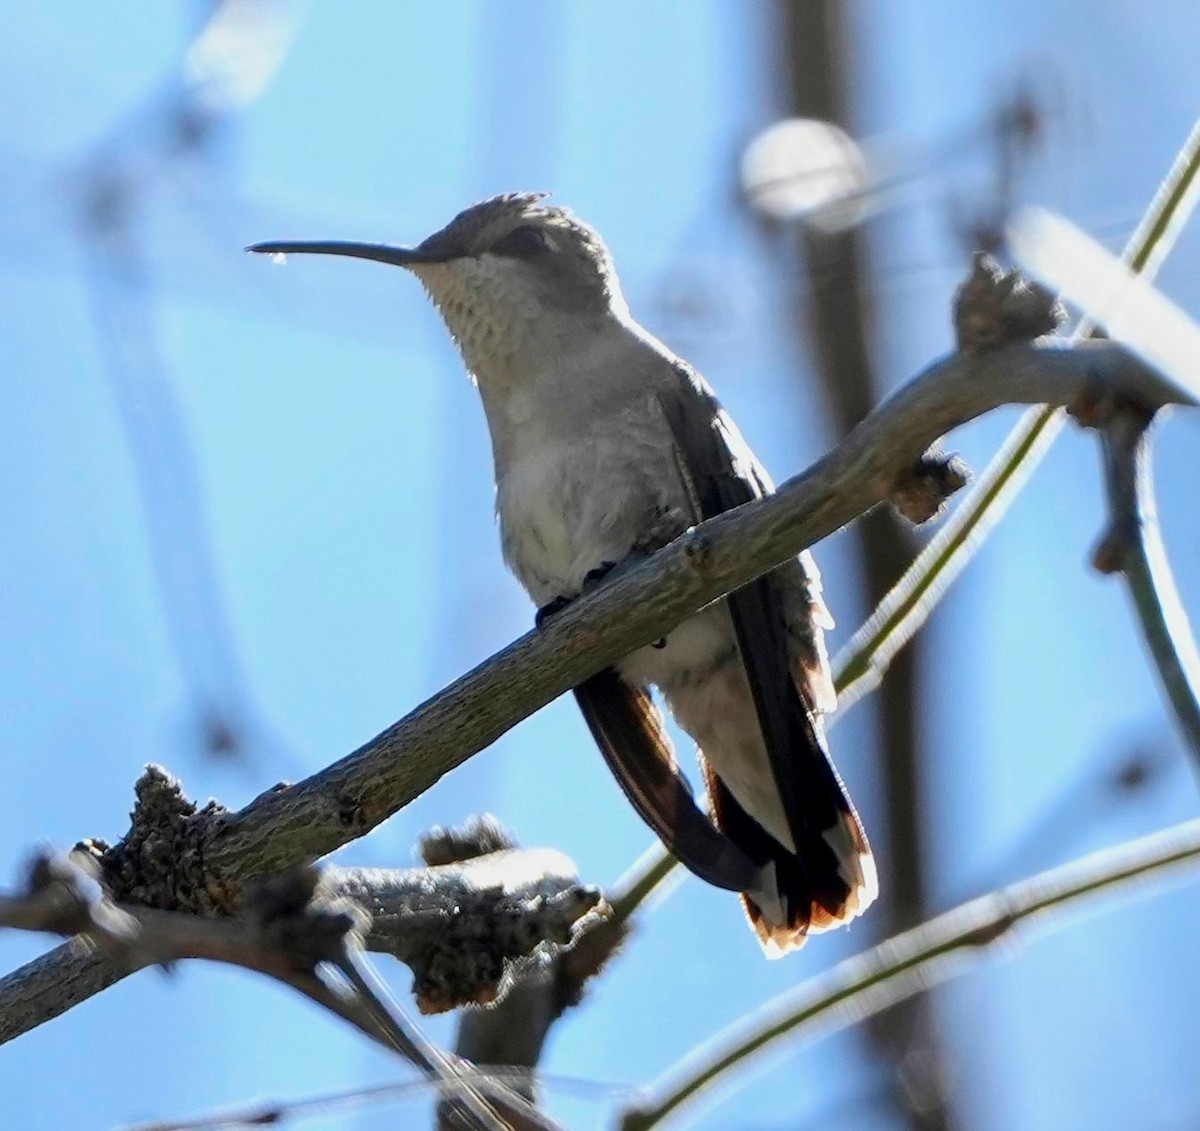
[
  {"xmin": 618, "ymin": 816, "xmax": 1200, "ymax": 1130},
  {"xmin": 773, "ymin": 5, "xmax": 954, "ymax": 1123},
  {"xmin": 70, "ymin": 0, "xmax": 300, "ymax": 767},
  {"xmin": 1094, "ymin": 408, "xmax": 1200, "ymax": 759}
]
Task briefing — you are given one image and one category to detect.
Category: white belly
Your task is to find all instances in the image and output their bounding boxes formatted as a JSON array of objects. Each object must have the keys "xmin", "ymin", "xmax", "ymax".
[
  {"xmin": 496, "ymin": 413, "xmax": 803, "ymax": 854},
  {"xmin": 619, "ymin": 603, "xmax": 796, "ymax": 851},
  {"xmin": 496, "ymin": 420, "xmax": 682, "ymax": 607},
  {"xmin": 496, "ymin": 451, "xmax": 582, "ymax": 602}
]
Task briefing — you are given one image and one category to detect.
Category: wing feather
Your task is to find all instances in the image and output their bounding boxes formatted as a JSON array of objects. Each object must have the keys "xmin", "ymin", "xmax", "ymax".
[
  {"xmin": 655, "ymin": 370, "xmax": 872, "ymax": 942},
  {"xmin": 574, "ymin": 670, "xmax": 764, "ymax": 893}
]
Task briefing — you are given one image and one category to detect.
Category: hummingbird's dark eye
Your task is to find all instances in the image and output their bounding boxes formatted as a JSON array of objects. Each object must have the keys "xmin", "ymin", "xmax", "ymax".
[{"xmin": 495, "ymin": 224, "xmax": 550, "ymax": 258}]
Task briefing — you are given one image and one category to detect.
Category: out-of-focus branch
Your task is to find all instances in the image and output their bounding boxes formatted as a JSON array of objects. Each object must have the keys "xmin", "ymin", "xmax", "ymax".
[
  {"xmin": 71, "ymin": 0, "xmax": 302, "ymax": 767},
  {"xmin": 342, "ymin": 850, "xmax": 603, "ymax": 1016},
  {"xmin": 126, "ymin": 1068, "xmax": 597, "ymax": 1131},
  {"xmin": 1087, "ymin": 402, "xmax": 1200, "ymax": 762},
  {"xmin": 619, "ymin": 817, "xmax": 1200, "ymax": 1131}
]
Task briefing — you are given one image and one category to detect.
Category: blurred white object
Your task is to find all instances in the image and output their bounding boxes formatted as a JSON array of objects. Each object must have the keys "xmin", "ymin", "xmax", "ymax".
[
  {"xmin": 740, "ymin": 118, "xmax": 870, "ymax": 225},
  {"xmin": 186, "ymin": 0, "xmax": 303, "ymax": 113},
  {"xmin": 1009, "ymin": 207, "xmax": 1200, "ymax": 404}
]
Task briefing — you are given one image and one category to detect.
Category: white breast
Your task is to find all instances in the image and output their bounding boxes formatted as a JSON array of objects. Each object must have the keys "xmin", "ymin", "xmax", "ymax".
[
  {"xmin": 497, "ymin": 448, "xmax": 581, "ymax": 603},
  {"xmin": 496, "ymin": 407, "xmax": 679, "ymax": 606}
]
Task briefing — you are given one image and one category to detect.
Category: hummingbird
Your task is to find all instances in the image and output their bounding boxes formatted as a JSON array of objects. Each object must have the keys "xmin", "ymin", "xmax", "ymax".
[{"xmin": 250, "ymin": 193, "xmax": 877, "ymax": 955}]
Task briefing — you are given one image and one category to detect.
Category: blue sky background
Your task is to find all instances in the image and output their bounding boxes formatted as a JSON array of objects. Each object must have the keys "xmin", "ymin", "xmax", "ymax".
[{"xmin": 3, "ymin": 3, "xmax": 1200, "ymax": 1128}]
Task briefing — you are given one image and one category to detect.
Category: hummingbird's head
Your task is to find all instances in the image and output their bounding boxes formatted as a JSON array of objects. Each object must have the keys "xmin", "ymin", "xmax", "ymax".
[{"xmin": 249, "ymin": 193, "xmax": 629, "ymax": 384}]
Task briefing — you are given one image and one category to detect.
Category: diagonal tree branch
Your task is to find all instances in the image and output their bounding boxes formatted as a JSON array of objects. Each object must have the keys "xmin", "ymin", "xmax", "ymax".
[
  {"xmin": 0, "ymin": 336, "xmax": 1192, "ymax": 1048},
  {"xmin": 204, "ymin": 339, "xmax": 1194, "ymax": 882}
]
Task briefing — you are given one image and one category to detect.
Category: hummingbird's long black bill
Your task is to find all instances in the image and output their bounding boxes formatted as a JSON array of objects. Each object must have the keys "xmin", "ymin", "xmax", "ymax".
[{"xmin": 246, "ymin": 240, "xmax": 450, "ymax": 267}]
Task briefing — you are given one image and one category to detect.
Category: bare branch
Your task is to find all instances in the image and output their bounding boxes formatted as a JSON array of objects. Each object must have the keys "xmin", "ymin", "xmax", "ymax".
[
  {"xmin": 204, "ymin": 338, "xmax": 1193, "ymax": 886},
  {"xmin": 0, "ymin": 940, "xmax": 126, "ymax": 1044},
  {"xmin": 0, "ymin": 819, "xmax": 602, "ymax": 1046},
  {"xmin": 619, "ymin": 817, "xmax": 1200, "ymax": 1130},
  {"xmin": 0, "ymin": 855, "xmax": 566, "ymax": 1131},
  {"xmin": 343, "ymin": 850, "xmax": 603, "ymax": 1014},
  {"xmin": 0, "ymin": 858, "xmax": 388, "ymax": 1051},
  {"xmin": 0, "ymin": 338, "xmax": 1190, "ymax": 1048},
  {"xmin": 434, "ymin": 821, "xmax": 635, "ymax": 1130},
  {"xmin": 1087, "ymin": 403, "xmax": 1200, "ymax": 763}
]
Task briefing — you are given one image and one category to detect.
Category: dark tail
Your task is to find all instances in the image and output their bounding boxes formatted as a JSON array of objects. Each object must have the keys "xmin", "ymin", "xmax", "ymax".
[
  {"xmin": 574, "ymin": 669, "xmax": 767, "ymax": 895},
  {"xmin": 703, "ymin": 751, "xmax": 876, "ymax": 957}
]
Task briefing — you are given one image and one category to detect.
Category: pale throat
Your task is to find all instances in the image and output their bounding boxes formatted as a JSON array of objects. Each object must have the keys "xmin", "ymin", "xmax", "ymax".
[
  {"xmin": 417, "ymin": 260, "xmax": 652, "ymax": 476},
  {"xmin": 419, "ymin": 261, "xmax": 543, "ymax": 385}
]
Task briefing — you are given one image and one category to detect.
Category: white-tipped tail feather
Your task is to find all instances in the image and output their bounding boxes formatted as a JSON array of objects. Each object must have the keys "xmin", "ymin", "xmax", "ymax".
[{"xmin": 746, "ymin": 805, "xmax": 877, "ymax": 958}]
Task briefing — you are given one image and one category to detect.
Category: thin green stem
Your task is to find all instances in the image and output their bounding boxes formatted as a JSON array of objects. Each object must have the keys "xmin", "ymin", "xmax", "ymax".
[
  {"xmin": 1124, "ymin": 117, "xmax": 1200, "ymax": 277},
  {"xmin": 1098, "ymin": 413, "xmax": 1200, "ymax": 763},
  {"xmin": 833, "ymin": 405, "xmax": 1061, "ymax": 711},
  {"xmin": 606, "ymin": 842, "xmax": 682, "ymax": 926},
  {"xmin": 619, "ymin": 818, "xmax": 1200, "ymax": 1130}
]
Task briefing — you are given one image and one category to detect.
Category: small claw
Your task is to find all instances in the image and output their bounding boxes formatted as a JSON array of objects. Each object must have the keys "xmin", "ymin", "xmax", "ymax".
[
  {"xmin": 535, "ymin": 594, "xmax": 573, "ymax": 628},
  {"xmin": 537, "ymin": 556, "xmax": 637, "ymax": 628},
  {"xmin": 582, "ymin": 561, "xmax": 618, "ymax": 590}
]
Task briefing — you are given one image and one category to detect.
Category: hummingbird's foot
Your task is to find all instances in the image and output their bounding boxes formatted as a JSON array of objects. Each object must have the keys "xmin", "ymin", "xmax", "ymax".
[
  {"xmin": 534, "ymin": 562, "xmax": 618, "ymax": 628},
  {"xmin": 535, "ymin": 558, "xmax": 666, "ymax": 647},
  {"xmin": 535, "ymin": 594, "xmax": 574, "ymax": 628},
  {"xmin": 582, "ymin": 560, "xmax": 619, "ymax": 589},
  {"xmin": 586, "ymin": 558, "xmax": 668, "ymax": 648}
]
